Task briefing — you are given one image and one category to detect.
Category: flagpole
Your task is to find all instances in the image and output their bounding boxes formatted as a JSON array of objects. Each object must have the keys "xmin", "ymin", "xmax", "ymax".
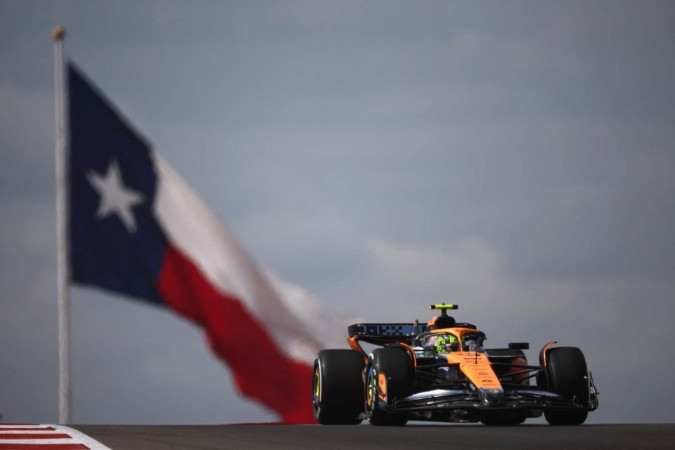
[{"xmin": 53, "ymin": 25, "xmax": 71, "ymax": 425}]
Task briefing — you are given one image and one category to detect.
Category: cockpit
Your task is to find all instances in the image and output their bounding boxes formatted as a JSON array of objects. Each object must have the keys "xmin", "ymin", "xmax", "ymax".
[{"xmin": 414, "ymin": 331, "xmax": 487, "ymax": 355}]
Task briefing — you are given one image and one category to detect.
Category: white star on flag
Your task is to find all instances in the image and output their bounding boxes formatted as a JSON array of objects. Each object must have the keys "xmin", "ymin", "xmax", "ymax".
[{"xmin": 87, "ymin": 159, "xmax": 145, "ymax": 233}]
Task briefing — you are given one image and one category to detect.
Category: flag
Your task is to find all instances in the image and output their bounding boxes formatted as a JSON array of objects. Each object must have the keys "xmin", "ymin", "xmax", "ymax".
[{"xmin": 67, "ymin": 62, "xmax": 353, "ymax": 423}]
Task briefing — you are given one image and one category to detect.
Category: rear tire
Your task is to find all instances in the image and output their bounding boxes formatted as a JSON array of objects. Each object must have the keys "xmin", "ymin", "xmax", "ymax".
[
  {"xmin": 313, "ymin": 350, "xmax": 365, "ymax": 424},
  {"xmin": 366, "ymin": 348, "xmax": 413, "ymax": 426},
  {"xmin": 544, "ymin": 347, "xmax": 589, "ymax": 426}
]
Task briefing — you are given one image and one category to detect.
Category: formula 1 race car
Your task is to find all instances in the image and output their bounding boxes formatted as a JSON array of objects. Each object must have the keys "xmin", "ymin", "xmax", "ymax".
[{"xmin": 312, "ymin": 304, "xmax": 598, "ymax": 426}]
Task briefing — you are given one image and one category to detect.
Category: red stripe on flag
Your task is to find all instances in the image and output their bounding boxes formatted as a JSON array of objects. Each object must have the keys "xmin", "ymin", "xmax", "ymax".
[
  {"xmin": 0, "ymin": 434, "xmax": 70, "ymax": 439},
  {"xmin": 157, "ymin": 244, "xmax": 315, "ymax": 423},
  {"xmin": 0, "ymin": 445, "xmax": 88, "ymax": 450}
]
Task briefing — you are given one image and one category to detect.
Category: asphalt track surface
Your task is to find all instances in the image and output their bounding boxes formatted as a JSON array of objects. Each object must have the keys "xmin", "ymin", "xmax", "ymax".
[{"xmin": 75, "ymin": 423, "xmax": 675, "ymax": 450}]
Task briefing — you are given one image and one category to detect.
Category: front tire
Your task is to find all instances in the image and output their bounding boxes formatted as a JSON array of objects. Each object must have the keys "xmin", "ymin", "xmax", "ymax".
[
  {"xmin": 313, "ymin": 349, "xmax": 365, "ymax": 424},
  {"xmin": 366, "ymin": 348, "xmax": 413, "ymax": 426},
  {"xmin": 544, "ymin": 347, "xmax": 589, "ymax": 425}
]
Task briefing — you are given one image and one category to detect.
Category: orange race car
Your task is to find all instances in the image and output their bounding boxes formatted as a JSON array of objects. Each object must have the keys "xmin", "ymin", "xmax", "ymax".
[{"xmin": 313, "ymin": 304, "xmax": 599, "ymax": 426}]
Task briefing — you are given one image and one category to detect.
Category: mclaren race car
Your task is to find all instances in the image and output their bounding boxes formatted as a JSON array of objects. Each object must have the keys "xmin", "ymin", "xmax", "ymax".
[{"xmin": 313, "ymin": 304, "xmax": 598, "ymax": 426}]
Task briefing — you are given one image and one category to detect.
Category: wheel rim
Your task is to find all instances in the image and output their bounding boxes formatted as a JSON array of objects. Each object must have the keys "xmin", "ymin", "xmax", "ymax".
[
  {"xmin": 366, "ymin": 366, "xmax": 377, "ymax": 412},
  {"xmin": 312, "ymin": 366, "xmax": 321, "ymax": 415}
]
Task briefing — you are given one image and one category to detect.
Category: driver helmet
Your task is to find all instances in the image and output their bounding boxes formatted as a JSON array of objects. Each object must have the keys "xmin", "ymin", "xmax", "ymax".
[{"xmin": 433, "ymin": 333, "xmax": 458, "ymax": 354}]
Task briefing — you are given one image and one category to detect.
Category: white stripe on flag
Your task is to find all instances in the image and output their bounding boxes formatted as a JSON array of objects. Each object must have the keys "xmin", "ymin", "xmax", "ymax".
[{"xmin": 152, "ymin": 152, "xmax": 357, "ymax": 364}]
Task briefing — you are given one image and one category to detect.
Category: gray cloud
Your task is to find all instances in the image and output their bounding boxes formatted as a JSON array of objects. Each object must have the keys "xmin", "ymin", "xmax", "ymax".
[{"xmin": 1, "ymin": 0, "xmax": 674, "ymax": 424}]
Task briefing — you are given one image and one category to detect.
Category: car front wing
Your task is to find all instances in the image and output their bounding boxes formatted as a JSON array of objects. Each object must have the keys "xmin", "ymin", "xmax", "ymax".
[{"xmin": 383, "ymin": 385, "xmax": 598, "ymax": 422}]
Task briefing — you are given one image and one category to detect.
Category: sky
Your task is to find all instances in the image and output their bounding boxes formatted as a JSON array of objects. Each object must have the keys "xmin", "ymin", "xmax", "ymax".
[{"xmin": 1, "ymin": 0, "xmax": 674, "ymax": 425}]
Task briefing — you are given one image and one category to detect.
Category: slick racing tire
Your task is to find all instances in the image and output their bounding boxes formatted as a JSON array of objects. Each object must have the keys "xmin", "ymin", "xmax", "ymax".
[
  {"xmin": 313, "ymin": 349, "xmax": 365, "ymax": 425},
  {"xmin": 366, "ymin": 348, "xmax": 413, "ymax": 426},
  {"xmin": 544, "ymin": 347, "xmax": 590, "ymax": 426}
]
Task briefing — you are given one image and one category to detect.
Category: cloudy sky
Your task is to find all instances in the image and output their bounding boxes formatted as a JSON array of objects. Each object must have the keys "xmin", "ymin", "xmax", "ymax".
[{"xmin": 1, "ymin": 0, "xmax": 674, "ymax": 425}]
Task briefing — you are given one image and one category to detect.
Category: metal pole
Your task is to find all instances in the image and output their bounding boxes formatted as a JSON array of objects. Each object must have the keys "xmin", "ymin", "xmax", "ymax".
[{"xmin": 53, "ymin": 25, "xmax": 71, "ymax": 425}]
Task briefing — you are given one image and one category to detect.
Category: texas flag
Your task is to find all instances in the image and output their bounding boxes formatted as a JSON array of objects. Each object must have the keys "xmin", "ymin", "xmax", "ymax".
[{"xmin": 67, "ymin": 62, "xmax": 352, "ymax": 423}]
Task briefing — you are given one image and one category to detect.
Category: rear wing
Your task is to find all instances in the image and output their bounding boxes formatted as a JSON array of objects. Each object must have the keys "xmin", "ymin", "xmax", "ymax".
[
  {"xmin": 347, "ymin": 321, "xmax": 479, "ymax": 344},
  {"xmin": 348, "ymin": 323, "xmax": 420, "ymax": 345}
]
